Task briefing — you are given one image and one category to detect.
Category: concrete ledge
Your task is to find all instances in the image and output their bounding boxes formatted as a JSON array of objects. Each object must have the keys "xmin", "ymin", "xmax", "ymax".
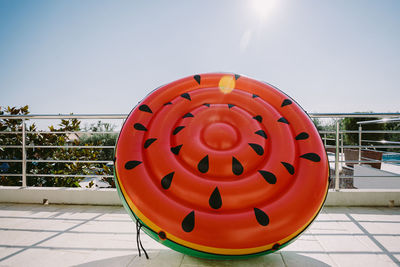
[
  {"xmin": 325, "ymin": 189, "xmax": 400, "ymax": 207},
  {"xmin": 0, "ymin": 187, "xmax": 399, "ymax": 206},
  {"xmin": 0, "ymin": 186, "xmax": 122, "ymax": 205}
]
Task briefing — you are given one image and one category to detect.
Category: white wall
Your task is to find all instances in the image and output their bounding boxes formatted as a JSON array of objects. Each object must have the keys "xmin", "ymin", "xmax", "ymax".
[{"xmin": 0, "ymin": 186, "xmax": 399, "ymax": 207}]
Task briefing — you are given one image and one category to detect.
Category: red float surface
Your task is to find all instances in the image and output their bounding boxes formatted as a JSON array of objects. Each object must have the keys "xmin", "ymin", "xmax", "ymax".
[{"xmin": 115, "ymin": 73, "xmax": 329, "ymax": 256}]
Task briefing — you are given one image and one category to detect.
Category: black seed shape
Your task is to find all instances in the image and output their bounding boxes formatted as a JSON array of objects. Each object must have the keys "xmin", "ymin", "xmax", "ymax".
[
  {"xmin": 134, "ymin": 123, "xmax": 147, "ymax": 131},
  {"xmin": 158, "ymin": 231, "xmax": 166, "ymax": 240},
  {"xmin": 300, "ymin": 153, "xmax": 321, "ymax": 162},
  {"xmin": 209, "ymin": 187, "xmax": 222, "ymax": 209},
  {"xmin": 295, "ymin": 132, "xmax": 309, "ymax": 140},
  {"xmin": 198, "ymin": 155, "xmax": 209, "ymax": 173},
  {"xmin": 125, "ymin": 161, "xmax": 142, "ymax": 170},
  {"xmin": 181, "ymin": 93, "xmax": 191, "ymax": 101},
  {"xmin": 253, "ymin": 115, "xmax": 263, "ymax": 123},
  {"xmin": 258, "ymin": 170, "xmax": 277, "ymax": 184},
  {"xmin": 173, "ymin": 126, "xmax": 185, "ymax": 135},
  {"xmin": 255, "ymin": 130, "xmax": 267, "ymax": 139},
  {"xmin": 182, "ymin": 211, "xmax": 195, "ymax": 232},
  {"xmin": 277, "ymin": 117, "xmax": 289, "ymax": 124},
  {"xmin": 194, "ymin": 75, "xmax": 201, "ymax": 85},
  {"xmin": 281, "ymin": 99, "xmax": 292, "ymax": 107},
  {"xmin": 232, "ymin": 157, "xmax": 244, "ymax": 175},
  {"xmin": 281, "ymin": 162, "xmax": 295, "ymax": 175},
  {"xmin": 228, "ymin": 104, "xmax": 235, "ymax": 109},
  {"xmin": 252, "ymin": 94, "xmax": 259, "ymax": 98},
  {"xmin": 183, "ymin": 112, "xmax": 194, "ymax": 118},
  {"xmin": 161, "ymin": 172, "xmax": 174, "ymax": 189},
  {"xmin": 272, "ymin": 243, "xmax": 280, "ymax": 250},
  {"xmin": 144, "ymin": 138, "xmax": 157, "ymax": 149},
  {"xmin": 138, "ymin": 104, "xmax": 152, "ymax": 113},
  {"xmin": 249, "ymin": 143, "xmax": 264, "ymax": 156},
  {"xmin": 171, "ymin": 144, "xmax": 183, "ymax": 155},
  {"xmin": 164, "ymin": 102, "xmax": 172, "ymax": 106},
  {"xmin": 254, "ymin": 208, "xmax": 269, "ymax": 226},
  {"xmin": 234, "ymin": 74, "xmax": 240, "ymax": 80},
  {"xmin": 203, "ymin": 103, "xmax": 210, "ymax": 107}
]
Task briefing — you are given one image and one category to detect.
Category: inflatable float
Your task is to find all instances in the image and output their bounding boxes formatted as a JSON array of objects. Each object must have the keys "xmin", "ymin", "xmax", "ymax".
[{"xmin": 114, "ymin": 73, "xmax": 329, "ymax": 259}]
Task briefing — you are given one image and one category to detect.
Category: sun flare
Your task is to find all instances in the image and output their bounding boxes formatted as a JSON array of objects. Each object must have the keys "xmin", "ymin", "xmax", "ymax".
[
  {"xmin": 250, "ymin": 0, "xmax": 277, "ymax": 21},
  {"xmin": 218, "ymin": 75, "xmax": 236, "ymax": 94}
]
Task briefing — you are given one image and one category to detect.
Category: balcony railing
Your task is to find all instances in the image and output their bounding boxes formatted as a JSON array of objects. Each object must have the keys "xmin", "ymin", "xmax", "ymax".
[{"xmin": 1, "ymin": 113, "xmax": 399, "ymax": 191}]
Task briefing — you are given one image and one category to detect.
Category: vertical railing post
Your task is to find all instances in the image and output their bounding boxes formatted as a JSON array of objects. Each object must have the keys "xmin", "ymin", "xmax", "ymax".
[
  {"xmin": 335, "ymin": 120, "xmax": 340, "ymax": 191},
  {"xmin": 22, "ymin": 119, "xmax": 27, "ymax": 187},
  {"xmin": 323, "ymin": 133, "xmax": 327, "ymax": 147},
  {"xmin": 358, "ymin": 124, "xmax": 362, "ymax": 165},
  {"xmin": 340, "ymin": 132, "xmax": 344, "ymax": 169}
]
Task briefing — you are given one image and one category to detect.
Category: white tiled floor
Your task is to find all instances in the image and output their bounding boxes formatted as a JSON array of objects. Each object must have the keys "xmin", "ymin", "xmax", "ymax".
[{"xmin": 0, "ymin": 204, "xmax": 399, "ymax": 267}]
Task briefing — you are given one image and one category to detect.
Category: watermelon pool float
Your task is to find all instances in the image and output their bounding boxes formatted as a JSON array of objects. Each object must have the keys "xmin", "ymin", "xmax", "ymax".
[{"xmin": 114, "ymin": 73, "xmax": 329, "ymax": 259}]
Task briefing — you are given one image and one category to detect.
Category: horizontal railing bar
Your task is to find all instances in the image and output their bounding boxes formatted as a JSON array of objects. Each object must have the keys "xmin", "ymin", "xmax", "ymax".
[
  {"xmin": 308, "ymin": 113, "xmax": 400, "ymax": 118},
  {"xmin": 0, "ymin": 131, "xmax": 21, "ymax": 134},
  {"xmin": 3, "ymin": 159, "xmax": 395, "ymax": 164},
  {"xmin": 6, "ymin": 129, "xmax": 397, "ymax": 135},
  {"xmin": 0, "ymin": 114, "xmax": 127, "ymax": 119},
  {"xmin": 2, "ymin": 173, "xmax": 399, "ymax": 179},
  {"xmin": 3, "ymin": 159, "xmax": 398, "ymax": 164},
  {"xmin": 326, "ymin": 149, "xmax": 400, "ymax": 155},
  {"xmin": 1, "ymin": 113, "xmax": 400, "ymax": 120},
  {"xmin": 361, "ymin": 139, "xmax": 400, "ymax": 144},
  {"xmin": 0, "ymin": 131, "xmax": 120, "ymax": 134},
  {"xmin": 4, "ymin": 159, "xmax": 397, "ymax": 164},
  {"xmin": 362, "ymin": 145, "xmax": 400, "ymax": 149},
  {"xmin": 338, "ymin": 175, "xmax": 400, "ymax": 178},
  {"xmin": 319, "ymin": 130, "xmax": 400, "ymax": 134},
  {"xmin": 6, "ymin": 144, "xmax": 399, "ymax": 149},
  {"xmin": 0, "ymin": 160, "xmax": 113, "ymax": 163},
  {"xmin": 343, "ymin": 130, "xmax": 400, "ymax": 134},
  {"xmin": 357, "ymin": 117, "xmax": 400, "ymax": 125},
  {"xmin": 327, "ymin": 160, "xmax": 400, "ymax": 163},
  {"xmin": 325, "ymin": 145, "xmax": 400, "ymax": 149},
  {"xmin": 0, "ymin": 174, "xmax": 113, "ymax": 178},
  {"xmin": 26, "ymin": 174, "xmax": 114, "ymax": 178},
  {"xmin": 27, "ymin": 160, "xmax": 113, "ymax": 163},
  {"xmin": 29, "ymin": 145, "xmax": 115, "ymax": 149},
  {"xmin": 0, "ymin": 145, "xmax": 115, "ymax": 149},
  {"xmin": 27, "ymin": 145, "xmax": 115, "ymax": 149},
  {"xmin": 2, "ymin": 159, "xmax": 398, "ymax": 164},
  {"xmin": 26, "ymin": 131, "xmax": 120, "ymax": 134},
  {"xmin": 5, "ymin": 145, "xmax": 399, "ymax": 149}
]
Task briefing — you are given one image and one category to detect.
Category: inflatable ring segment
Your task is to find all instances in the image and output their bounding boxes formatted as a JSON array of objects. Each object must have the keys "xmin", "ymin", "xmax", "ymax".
[{"xmin": 114, "ymin": 73, "xmax": 329, "ymax": 259}]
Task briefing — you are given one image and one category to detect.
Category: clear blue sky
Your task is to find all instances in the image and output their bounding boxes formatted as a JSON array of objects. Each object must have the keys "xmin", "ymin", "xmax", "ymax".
[{"xmin": 1, "ymin": 0, "xmax": 399, "ymax": 114}]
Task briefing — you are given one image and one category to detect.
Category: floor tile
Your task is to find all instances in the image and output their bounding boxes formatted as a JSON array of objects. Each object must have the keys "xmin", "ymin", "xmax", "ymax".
[{"xmin": 1, "ymin": 204, "xmax": 400, "ymax": 267}]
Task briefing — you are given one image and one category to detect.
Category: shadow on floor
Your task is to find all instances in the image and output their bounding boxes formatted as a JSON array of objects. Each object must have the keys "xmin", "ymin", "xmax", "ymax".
[{"xmin": 75, "ymin": 250, "xmax": 332, "ymax": 267}]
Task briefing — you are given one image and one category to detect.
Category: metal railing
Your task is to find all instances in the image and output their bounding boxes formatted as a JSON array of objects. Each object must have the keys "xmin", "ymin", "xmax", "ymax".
[{"xmin": 1, "ymin": 113, "xmax": 399, "ymax": 190}]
